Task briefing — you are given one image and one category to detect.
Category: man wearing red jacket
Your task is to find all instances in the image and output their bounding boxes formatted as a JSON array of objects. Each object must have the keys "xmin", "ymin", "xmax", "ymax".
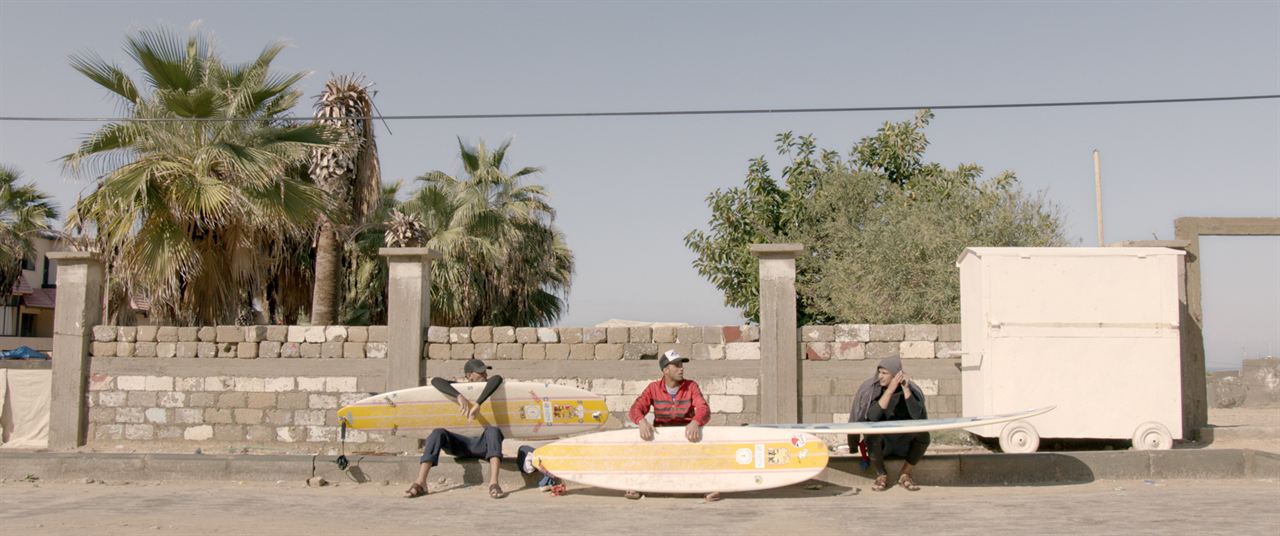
[{"xmin": 626, "ymin": 350, "xmax": 718, "ymax": 501}]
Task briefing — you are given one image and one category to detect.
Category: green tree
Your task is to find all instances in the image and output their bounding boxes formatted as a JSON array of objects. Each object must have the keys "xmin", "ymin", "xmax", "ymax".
[
  {"xmin": 686, "ymin": 110, "xmax": 1068, "ymax": 324},
  {"xmin": 398, "ymin": 139, "xmax": 573, "ymax": 326},
  {"xmin": 0, "ymin": 166, "xmax": 59, "ymax": 300},
  {"xmin": 63, "ymin": 26, "xmax": 332, "ymax": 325}
]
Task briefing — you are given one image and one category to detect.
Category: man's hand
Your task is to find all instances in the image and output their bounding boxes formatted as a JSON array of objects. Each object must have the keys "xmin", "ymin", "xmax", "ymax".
[
  {"xmin": 900, "ymin": 372, "xmax": 912, "ymax": 398},
  {"xmin": 457, "ymin": 395, "xmax": 480, "ymax": 421},
  {"xmin": 685, "ymin": 422, "xmax": 703, "ymax": 443},
  {"xmin": 638, "ymin": 419, "xmax": 655, "ymax": 441}
]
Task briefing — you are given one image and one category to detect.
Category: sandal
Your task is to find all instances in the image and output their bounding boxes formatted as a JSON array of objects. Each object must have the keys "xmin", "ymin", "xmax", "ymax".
[
  {"xmin": 703, "ymin": 492, "xmax": 722, "ymax": 502},
  {"xmin": 871, "ymin": 475, "xmax": 890, "ymax": 492},
  {"xmin": 898, "ymin": 474, "xmax": 920, "ymax": 491},
  {"xmin": 489, "ymin": 484, "xmax": 506, "ymax": 499},
  {"xmin": 403, "ymin": 483, "xmax": 427, "ymax": 499},
  {"xmin": 624, "ymin": 490, "xmax": 643, "ymax": 500}
]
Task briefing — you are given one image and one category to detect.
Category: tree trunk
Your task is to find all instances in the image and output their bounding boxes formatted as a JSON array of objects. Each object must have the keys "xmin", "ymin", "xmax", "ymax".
[{"xmin": 310, "ymin": 221, "xmax": 339, "ymax": 324}]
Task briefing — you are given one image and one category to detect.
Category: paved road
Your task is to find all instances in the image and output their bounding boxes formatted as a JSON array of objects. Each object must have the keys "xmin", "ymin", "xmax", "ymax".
[{"xmin": 2, "ymin": 478, "xmax": 1277, "ymax": 535}]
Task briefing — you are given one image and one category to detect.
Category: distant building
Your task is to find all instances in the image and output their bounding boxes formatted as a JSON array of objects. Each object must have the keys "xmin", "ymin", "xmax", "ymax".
[{"xmin": 3, "ymin": 229, "xmax": 65, "ymax": 338}]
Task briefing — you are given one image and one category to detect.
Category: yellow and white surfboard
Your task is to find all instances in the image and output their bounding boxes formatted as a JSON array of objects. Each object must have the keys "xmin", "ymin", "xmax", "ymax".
[
  {"xmin": 532, "ymin": 426, "xmax": 829, "ymax": 493},
  {"xmin": 337, "ymin": 381, "xmax": 609, "ymax": 440}
]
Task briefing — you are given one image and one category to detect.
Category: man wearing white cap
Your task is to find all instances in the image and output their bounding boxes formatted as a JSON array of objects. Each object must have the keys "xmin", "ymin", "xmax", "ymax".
[{"xmin": 625, "ymin": 350, "xmax": 717, "ymax": 501}]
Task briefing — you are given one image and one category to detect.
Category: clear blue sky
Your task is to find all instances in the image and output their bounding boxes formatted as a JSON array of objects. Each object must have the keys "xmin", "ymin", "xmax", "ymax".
[{"xmin": 1, "ymin": 1, "xmax": 1276, "ymax": 370}]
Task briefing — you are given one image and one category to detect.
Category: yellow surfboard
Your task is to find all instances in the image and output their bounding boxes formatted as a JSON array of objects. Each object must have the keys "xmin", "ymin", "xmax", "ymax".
[
  {"xmin": 337, "ymin": 381, "xmax": 609, "ymax": 440},
  {"xmin": 532, "ymin": 426, "xmax": 829, "ymax": 493}
]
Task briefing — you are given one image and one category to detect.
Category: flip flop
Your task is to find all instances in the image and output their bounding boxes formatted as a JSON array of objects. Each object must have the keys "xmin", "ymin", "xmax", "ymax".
[
  {"xmin": 624, "ymin": 490, "xmax": 643, "ymax": 500},
  {"xmin": 703, "ymin": 492, "xmax": 722, "ymax": 503},
  {"xmin": 871, "ymin": 475, "xmax": 890, "ymax": 492},
  {"xmin": 489, "ymin": 484, "xmax": 507, "ymax": 499},
  {"xmin": 403, "ymin": 483, "xmax": 427, "ymax": 499},
  {"xmin": 898, "ymin": 474, "xmax": 920, "ymax": 491}
]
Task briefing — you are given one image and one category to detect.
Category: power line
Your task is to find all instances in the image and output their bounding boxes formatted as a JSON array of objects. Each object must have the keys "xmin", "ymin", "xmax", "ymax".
[{"xmin": 1, "ymin": 93, "xmax": 1277, "ymax": 123}]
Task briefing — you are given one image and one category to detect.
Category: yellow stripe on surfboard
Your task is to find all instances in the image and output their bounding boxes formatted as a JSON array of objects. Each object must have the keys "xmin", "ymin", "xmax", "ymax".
[
  {"xmin": 533, "ymin": 440, "xmax": 829, "ymax": 473},
  {"xmin": 339, "ymin": 398, "xmax": 610, "ymax": 431}
]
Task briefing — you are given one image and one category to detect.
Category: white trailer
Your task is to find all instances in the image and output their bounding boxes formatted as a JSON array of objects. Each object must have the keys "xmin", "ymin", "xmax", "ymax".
[{"xmin": 956, "ymin": 247, "xmax": 1185, "ymax": 452}]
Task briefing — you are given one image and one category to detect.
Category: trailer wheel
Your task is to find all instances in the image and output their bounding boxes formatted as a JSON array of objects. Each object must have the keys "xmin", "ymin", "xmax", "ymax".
[
  {"xmin": 998, "ymin": 420, "xmax": 1040, "ymax": 453},
  {"xmin": 1131, "ymin": 422, "xmax": 1173, "ymax": 450}
]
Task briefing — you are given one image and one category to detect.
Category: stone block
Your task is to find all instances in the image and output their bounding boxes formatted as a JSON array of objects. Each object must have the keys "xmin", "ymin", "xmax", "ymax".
[
  {"xmin": 496, "ymin": 343, "xmax": 522, "ymax": 359},
  {"xmin": 473, "ymin": 342, "xmax": 496, "ymax": 360},
  {"xmin": 545, "ymin": 343, "xmax": 571, "ymax": 360},
  {"xmin": 178, "ymin": 327, "xmax": 200, "ymax": 341},
  {"xmin": 124, "ymin": 424, "xmax": 155, "ymax": 440},
  {"xmin": 324, "ymin": 326, "xmax": 347, "ymax": 342},
  {"xmin": 136, "ymin": 325, "xmax": 158, "ymax": 342},
  {"xmin": 300, "ymin": 343, "xmax": 321, "ymax": 358},
  {"xmin": 183, "ymin": 425, "xmax": 214, "ymax": 441},
  {"xmin": 242, "ymin": 326, "xmax": 266, "ymax": 342},
  {"xmin": 144, "ymin": 408, "xmax": 168, "ymax": 424},
  {"xmin": 176, "ymin": 342, "xmax": 198, "ymax": 358},
  {"xmin": 727, "ymin": 377, "xmax": 759, "ymax": 395},
  {"xmin": 98, "ymin": 391, "xmax": 126, "ymax": 407},
  {"xmin": 158, "ymin": 392, "xmax": 185, "ymax": 408},
  {"xmin": 595, "ymin": 344, "xmax": 623, "ymax": 360},
  {"xmin": 215, "ymin": 325, "xmax": 242, "ymax": 343},
  {"xmin": 492, "ymin": 327, "xmax": 516, "ymax": 343},
  {"xmin": 674, "ymin": 327, "xmax": 701, "ymax": 344},
  {"xmin": 938, "ymin": 324, "xmax": 962, "ymax": 342},
  {"xmin": 900, "ymin": 341, "xmax": 935, "ymax": 359},
  {"xmin": 326, "ymin": 377, "xmax": 356, "ymax": 393},
  {"xmin": 657, "ymin": 343, "xmax": 692, "ymax": 360},
  {"xmin": 217, "ymin": 392, "xmax": 247, "ymax": 408},
  {"xmin": 427, "ymin": 343, "xmax": 449, "ymax": 359},
  {"xmin": 569, "ymin": 344, "xmax": 595, "ymax": 360},
  {"xmin": 204, "ymin": 376, "xmax": 233, "ymax": 392},
  {"xmin": 722, "ymin": 326, "xmax": 742, "ymax": 343},
  {"xmin": 187, "ymin": 393, "xmax": 217, "ymax": 408},
  {"xmin": 234, "ymin": 408, "xmax": 264, "ymax": 424},
  {"xmin": 904, "ymin": 324, "xmax": 939, "ymax": 342},
  {"xmin": 832, "ymin": 341, "xmax": 866, "ymax": 360},
  {"xmin": 365, "ymin": 342, "xmax": 387, "ymax": 359},
  {"xmin": 804, "ymin": 342, "xmax": 832, "ymax": 361},
  {"xmin": 469, "ymin": 326, "xmax": 492, "ymax": 343},
  {"xmin": 197, "ymin": 326, "xmax": 217, "ymax": 342},
  {"xmin": 247, "ymin": 393, "xmax": 277, "ymax": 409},
  {"xmin": 582, "ymin": 327, "xmax": 607, "ymax": 344},
  {"xmin": 264, "ymin": 377, "xmax": 294, "ymax": 392},
  {"xmin": 709, "ymin": 395, "xmax": 744, "ymax": 413},
  {"xmin": 115, "ymin": 342, "xmax": 136, "ymax": 357},
  {"xmin": 368, "ymin": 325, "xmax": 388, "ymax": 342},
  {"xmin": 156, "ymin": 342, "xmax": 176, "ymax": 358},
  {"xmin": 204, "ymin": 408, "xmax": 235, "ymax": 424},
  {"xmin": 91, "ymin": 341, "xmax": 115, "ymax": 357},
  {"xmin": 88, "ymin": 374, "xmax": 113, "ymax": 391},
  {"xmin": 197, "ymin": 342, "xmax": 217, "ymax": 358},
  {"xmin": 523, "ymin": 344, "xmax": 546, "ymax": 360},
  {"xmin": 287, "ymin": 326, "xmax": 307, "ymax": 343},
  {"xmin": 157, "ymin": 326, "xmax": 178, "ymax": 342},
  {"xmin": 693, "ymin": 343, "xmax": 726, "ymax": 360},
  {"xmin": 834, "ymin": 324, "xmax": 870, "ymax": 342},
  {"xmin": 628, "ymin": 327, "xmax": 651, "ymax": 343},
  {"xmin": 866, "ymin": 342, "xmax": 899, "ymax": 359},
  {"xmin": 741, "ymin": 325, "xmax": 760, "ymax": 342},
  {"xmin": 702, "ymin": 327, "xmax": 724, "ymax": 344},
  {"xmin": 935, "ymin": 341, "xmax": 962, "ymax": 359},
  {"xmin": 449, "ymin": 327, "xmax": 471, "ymax": 343},
  {"xmin": 214, "ymin": 425, "xmax": 245, "ymax": 442},
  {"xmin": 425, "ymin": 326, "xmax": 449, "ymax": 343},
  {"xmin": 93, "ymin": 325, "xmax": 117, "ymax": 342},
  {"xmin": 537, "ymin": 328, "xmax": 558, "ymax": 343},
  {"xmin": 145, "ymin": 376, "xmax": 174, "ymax": 391},
  {"xmin": 725, "ymin": 342, "xmax": 760, "ymax": 360},
  {"xmin": 264, "ymin": 409, "xmax": 292, "ymax": 426},
  {"xmin": 116, "ymin": 375, "xmax": 145, "ymax": 390},
  {"xmin": 516, "ymin": 327, "xmax": 538, "ymax": 343},
  {"xmin": 319, "ymin": 341, "xmax": 342, "ymax": 358},
  {"xmin": 651, "ymin": 326, "xmax": 676, "ymax": 343},
  {"xmin": 869, "ymin": 324, "xmax": 904, "ymax": 341},
  {"xmin": 175, "ymin": 408, "xmax": 203, "ymax": 424},
  {"xmin": 702, "ymin": 378, "xmax": 727, "ymax": 395},
  {"xmin": 309, "ymin": 394, "xmax": 338, "ymax": 409},
  {"xmin": 262, "ymin": 325, "xmax": 286, "ymax": 342},
  {"xmin": 277, "ymin": 392, "xmax": 309, "ymax": 409},
  {"xmin": 558, "ymin": 328, "xmax": 583, "ymax": 344},
  {"xmin": 116, "ymin": 407, "xmax": 145, "ymax": 423},
  {"xmin": 801, "ymin": 325, "xmax": 834, "ymax": 342},
  {"xmin": 280, "ymin": 342, "xmax": 302, "ymax": 358},
  {"xmin": 217, "ymin": 342, "xmax": 237, "ymax": 358},
  {"xmin": 623, "ymin": 343, "xmax": 658, "ymax": 360},
  {"xmin": 127, "ymin": 391, "xmax": 157, "ymax": 407},
  {"xmin": 236, "ymin": 342, "xmax": 257, "ymax": 359},
  {"xmin": 342, "ymin": 342, "xmax": 365, "ymax": 359},
  {"xmin": 117, "ymin": 326, "xmax": 137, "ymax": 343},
  {"xmin": 606, "ymin": 327, "xmax": 629, "ymax": 344},
  {"xmin": 258, "ymin": 341, "xmax": 281, "ymax": 358},
  {"xmin": 450, "ymin": 343, "xmax": 475, "ymax": 360}
]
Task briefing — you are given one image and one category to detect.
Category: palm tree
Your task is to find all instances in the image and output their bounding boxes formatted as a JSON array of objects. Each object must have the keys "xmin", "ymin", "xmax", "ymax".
[
  {"xmin": 308, "ymin": 74, "xmax": 381, "ymax": 325},
  {"xmin": 401, "ymin": 139, "xmax": 573, "ymax": 326},
  {"xmin": 63, "ymin": 26, "xmax": 332, "ymax": 325},
  {"xmin": 0, "ymin": 166, "xmax": 59, "ymax": 300}
]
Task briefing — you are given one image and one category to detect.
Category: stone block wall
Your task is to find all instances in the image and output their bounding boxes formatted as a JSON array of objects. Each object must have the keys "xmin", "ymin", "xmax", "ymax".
[{"xmin": 89, "ymin": 325, "xmax": 389, "ymax": 360}]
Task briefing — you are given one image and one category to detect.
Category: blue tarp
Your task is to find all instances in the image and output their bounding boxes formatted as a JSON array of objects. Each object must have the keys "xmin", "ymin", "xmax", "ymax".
[{"xmin": 0, "ymin": 345, "xmax": 49, "ymax": 359}]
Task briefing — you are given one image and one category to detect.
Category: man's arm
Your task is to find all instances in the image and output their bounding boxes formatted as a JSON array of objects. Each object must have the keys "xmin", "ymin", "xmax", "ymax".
[
  {"xmin": 474, "ymin": 375, "xmax": 504, "ymax": 405},
  {"xmin": 430, "ymin": 377, "xmax": 460, "ymax": 398},
  {"xmin": 688, "ymin": 382, "xmax": 711, "ymax": 426},
  {"xmin": 903, "ymin": 383, "xmax": 927, "ymax": 419},
  {"xmin": 628, "ymin": 383, "xmax": 654, "ymax": 425}
]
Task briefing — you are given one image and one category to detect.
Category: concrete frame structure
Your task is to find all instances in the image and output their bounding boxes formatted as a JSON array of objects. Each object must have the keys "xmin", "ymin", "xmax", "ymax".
[
  {"xmin": 379, "ymin": 248, "xmax": 440, "ymax": 391},
  {"xmin": 750, "ymin": 243, "xmax": 805, "ymax": 424},
  {"xmin": 45, "ymin": 251, "xmax": 104, "ymax": 449}
]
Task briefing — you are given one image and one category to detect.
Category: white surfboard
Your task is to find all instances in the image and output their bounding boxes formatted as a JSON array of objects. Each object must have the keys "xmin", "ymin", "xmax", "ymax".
[
  {"xmin": 747, "ymin": 406, "xmax": 1056, "ymax": 435},
  {"xmin": 337, "ymin": 381, "xmax": 609, "ymax": 440},
  {"xmin": 532, "ymin": 426, "xmax": 829, "ymax": 494}
]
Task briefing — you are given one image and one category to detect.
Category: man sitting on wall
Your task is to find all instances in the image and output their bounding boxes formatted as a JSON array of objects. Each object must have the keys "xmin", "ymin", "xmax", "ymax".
[
  {"xmin": 626, "ymin": 350, "xmax": 718, "ymax": 501},
  {"xmin": 848, "ymin": 356, "xmax": 930, "ymax": 492},
  {"xmin": 404, "ymin": 358, "xmax": 507, "ymax": 499}
]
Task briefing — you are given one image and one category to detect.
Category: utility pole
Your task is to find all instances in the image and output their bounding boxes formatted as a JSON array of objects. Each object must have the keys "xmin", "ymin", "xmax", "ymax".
[{"xmin": 1093, "ymin": 149, "xmax": 1105, "ymax": 246}]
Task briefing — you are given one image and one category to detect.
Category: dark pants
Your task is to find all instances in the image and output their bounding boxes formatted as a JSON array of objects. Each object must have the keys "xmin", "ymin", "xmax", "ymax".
[
  {"xmin": 420, "ymin": 427, "xmax": 504, "ymax": 465},
  {"xmin": 866, "ymin": 432, "xmax": 930, "ymax": 476}
]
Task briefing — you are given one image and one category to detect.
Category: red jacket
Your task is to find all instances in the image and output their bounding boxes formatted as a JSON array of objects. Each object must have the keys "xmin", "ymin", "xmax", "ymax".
[{"xmin": 628, "ymin": 379, "xmax": 711, "ymax": 427}]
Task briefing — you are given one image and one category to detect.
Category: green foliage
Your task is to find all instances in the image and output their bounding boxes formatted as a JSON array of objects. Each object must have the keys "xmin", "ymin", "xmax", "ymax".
[{"xmin": 686, "ymin": 110, "xmax": 1069, "ymax": 324}]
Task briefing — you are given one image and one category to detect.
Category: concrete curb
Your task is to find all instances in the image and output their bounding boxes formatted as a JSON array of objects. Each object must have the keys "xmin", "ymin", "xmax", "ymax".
[{"xmin": 1, "ymin": 449, "xmax": 1274, "ymax": 489}]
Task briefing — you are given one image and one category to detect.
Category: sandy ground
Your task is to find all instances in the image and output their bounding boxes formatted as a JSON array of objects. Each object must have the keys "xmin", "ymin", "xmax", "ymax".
[
  {"xmin": 1205, "ymin": 407, "xmax": 1280, "ymax": 453},
  {"xmin": 1, "ymin": 478, "xmax": 1276, "ymax": 535}
]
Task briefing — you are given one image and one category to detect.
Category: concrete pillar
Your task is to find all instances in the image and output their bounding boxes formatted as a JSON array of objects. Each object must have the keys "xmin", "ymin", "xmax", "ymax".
[
  {"xmin": 750, "ymin": 244, "xmax": 804, "ymax": 424},
  {"xmin": 379, "ymin": 248, "xmax": 440, "ymax": 392},
  {"xmin": 46, "ymin": 251, "xmax": 104, "ymax": 450}
]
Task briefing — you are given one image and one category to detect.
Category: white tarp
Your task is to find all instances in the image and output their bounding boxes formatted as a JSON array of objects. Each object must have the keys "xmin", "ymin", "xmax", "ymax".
[{"xmin": 0, "ymin": 368, "xmax": 52, "ymax": 448}]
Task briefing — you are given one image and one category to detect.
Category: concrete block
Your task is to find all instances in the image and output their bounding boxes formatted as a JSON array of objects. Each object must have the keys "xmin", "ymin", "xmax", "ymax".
[
  {"xmin": 725, "ymin": 342, "xmax": 760, "ymax": 360},
  {"xmin": 200, "ymin": 376, "xmax": 230, "ymax": 392},
  {"xmin": 324, "ymin": 326, "xmax": 347, "ymax": 342},
  {"xmin": 915, "ymin": 378, "xmax": 939, "ymax": 396},
  {"xmin": 93, "ymin": 325, "xmax": 117, "ymax": 342},
  {"xmin": 546, "ymin": 344, "xmax": 570, "ymax": 360},
  {"xmin": 900, "ymin": 341, "xmax": 934, "ymax": 359},
  {"xmin": 343, "ymin": 342, "xmax": 366, "ymax": 359},
  {"xmin": 246, "ymin": 393, "xmax": 276, "ymax": 409},
  {"xmin": 280, "ymin": 342, "xmax": 302, "ymax": 358},
  {"xmin": 243, "ymin": 326, "xmax": 267, "ymax": 342},
  {"xmin": 127, "ymin": 391, "xmax": 157, "ymax": 407},
  {"xmin": 91, "ymin": 341, "xmax": 116, "ymax": 357},
  {"xmin": 157, "ymin": 326, "xmax": 178, "ymax": 342},
  {"xmin": 938, "ymin": 324, "xmax": 962, "ymax": 342},
  {"xmin": 204, "ymin": 408, "xmax": 234, "ymax": 424},
  {"xmin": 595, "ymin": 344, "xmax": 623, "ymax": 360},
  {"xmin": 473, "ymin": 343, "xmax": 496, "ymax": 361},
  {"xmin": 145, "ymin": 376, "xmax": 174, "ymax": 391},
  {"xmin": 605, "ymin": 327, "xmax": 629, "ymax": 344},
  {"xmin": 516, "ymin": 327, "xmax": 538, "ymax": 343},
  {"xmin": 176, "ymin": 342, "xmax": 198, "ymax": 358},
  {"xmin": 264, "ymin": 409, "xmax": 292, "ymax": 426},
  {"xmin": 217, "ymin": 392, "xmax": 247, "ymax": 408},
  {"xmin": 656, "ymin": 343, "xmax": 692, "ymax": 360},
  {"xmin": 326, "ymin": 377, "xmax": 357, "ymax": 393},
  {"xmin": 234, "ymin": 408, "xmax": 265, "ymax": 424},
  {"xmin": 115, "ymin": 342, "xmax": 135, "ymax": 357},
  {"xmin": 266, "ymin": 326, "xmax": 288, "ymax": 342},
  {"xmin": 804, "ymin": 342, "xmax": 832, "ymax": 361},
  {"xmin": 137, "ymin": 325, "xmax": 158, "ymax": 342},
  {"xmin": 582, "ymin": 327, "xmax": 607, "ymax": 344},
  {"xmin": 558, "ymin": 328, "xmax": 583, "ymax": 344},
  {"xmin": 118, "ymin": 326, "xmax": 137, "ymax": 342},
  {"xmin": 801, "ymin": 325, "xmax": 834, "ymax": 342},
  {"xmin": 158, "ymin": 392, "xmax": 185, "ymax": 408},
  {"xmin": 523, "ymin": 344, "xmax": 546, "ymax": 360},
  {"xmin": 178, "ymin": 327, "xmax": 199, "ymax": 342},
  {"xmin": 300, "ymin": 343, "xmax": 321, "ymax": 358},
  {"xmin": 831, "ymin": 341, "xmax": 866, "ymax": 360},
  {"xmin": 722, "ymin": 326, "xmax": 742, "ymax": 343},
  {"xmin": 197, "ymin": 342, "xmax": 217, "ymax": 358},
  {"xmin": 367, "ymin": 325, "xmax": 388, "ymax": 342},
  {"xmin": 277, "ymin": 393, "xmax": 309, "ymax": 409},
  {"xmin": 116, "ymin": 407, "xmax": 145, "ymax": 423},
  {"xmin": 303, "ymin": 326, "xmax": 325, "ymax": 343},
  {"xmin": 365, "ymin": 342, "xmax": 387, "ymax": 359},
  {"xmin": 234, "ymin": 377, "xmax": 266, "ymax": 392},
  {"xmin": 88, "ymin": 374, "xmax": 113, "ymax": 391},
  {"xmin": 866, "ymin": 342, "xmax": 899, "ymax": 359},
  {"xmin": 702, "ymin": 326, "xmax": 724, "ymax": 344},
  {"xmin": 623, "ymin": 343, "xmax": 658, "ymax": 360},
  {"xmin": 197, "ymin": 326, "xmax": 217, "ymax": 342},
  {"xmin": 216, "ymin": 325, "xmax": 243, "ymax": 343},
  {"xmin": 94, "ymin": 424, "xmax": 123, "ymax": 440},
  {"xmin": 145, "ymin": 408, "xmax": 168, "ymax": 424},
  {"xmin": 213, "ymin": 425, "xmax": 245, "ymax": 442},
  {"xmin": 701, "ymin": 378, "xmax": 727, "ymax": 395},
  {"xmin": 116, "ymin": 375, "xmax": 145, "ymax": 391},
  {"xmin": 427, "ymin": 343, "xmax": 450, "ymax": 359},
  {"xmin": 492, "ymin": 327, "xmax": 516, "ymax": 343},
  {"xmin": 726, "ymin": 377, "xmax": 759, "ymax": 395},
  {"xmin": 234, "ymin": 342, "xmax": 256, "ymax": 359},
  {"xmin": 156, "ymin": 342, "xmax": 176, "ymax": 358},
  {"xmin": 935, "ymin": 341, "xmax": 962, "ymax": 359},
  {"xmin": 217, "ymin": 342, "xmax": 237, "ymax": 358},
  {"xmin": 448, "ymin": 327, "xmax": 471, "ymax": 343},
  {"xmin": 903, "ymin": 324, "xmax": 939, "ymax": 342},
  {"xmin": 255, "ymin": 341, "xmax": 279, "ymax": 358},
  {"xmin": 124, "ymin": 424, "xmax": 155, "ymax": 440},
  {"xmin": 605, "ymin": 396, "xmax": 633, "ymax": 413},
  {"xmin": 469, "ymin": 326, "xmax": 491, "ymax": 343},
  {"xmin": 183, "ymin": 425, "xmax": 214, "ymax": 441},
  {"xmin": 264, "ymin": 377, "xmax": 294, "ymax": 392},
  {"xmin": 496, "ymin": 343, "xmax": 522, "ymax": 360},
  {"xmin": 741, "ymin": 325, "xmax": 760, "ymax": 342},
  {"xmin": 869, "ymin": 324, "xmax": 904, "ymax": 341},
  {"xmin": 450, "ymin": 343, "xmax": 475, "ymax": 360},
  {"xmin": 593, "ymin": 378, "xmax": 623, "ymax": 395},
  {"xmin": 537, "ymin": 328, "xmax": 559, "ymax": 343},
  {"xmin": 287, "ymin": 326, "xmax": 307, "ymax": 343},
  {"xmin": 628, "ymin": 327, "xmax": 651, "ymax": 343},
  {"xmin": 568, "ymin": 344, "xmax": 595, "ymax": 360},
  {"xmin": 709, "ymin": 395, "xmax": 744, "ymax": 413},
  {"xmin": 175, "ymin": 408, "xmax": 203, "ymax": 424}
]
